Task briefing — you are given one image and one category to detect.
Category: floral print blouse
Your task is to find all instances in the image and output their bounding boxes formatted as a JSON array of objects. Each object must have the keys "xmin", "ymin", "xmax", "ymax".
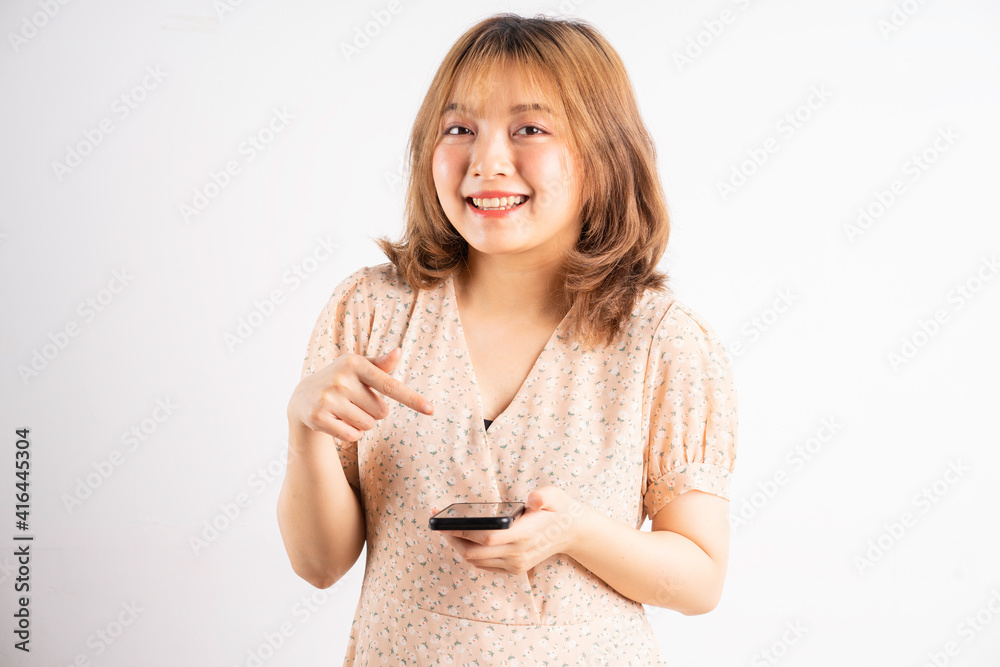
[{"xmin": 299, "ymin": 263, "xmax": 738, "ymax": 666}]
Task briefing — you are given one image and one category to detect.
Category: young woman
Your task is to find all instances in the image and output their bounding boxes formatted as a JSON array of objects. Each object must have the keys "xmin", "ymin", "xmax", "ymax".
[{"xmin": 278, "ymin": 13, "xmax": 738, "ymax": 665}]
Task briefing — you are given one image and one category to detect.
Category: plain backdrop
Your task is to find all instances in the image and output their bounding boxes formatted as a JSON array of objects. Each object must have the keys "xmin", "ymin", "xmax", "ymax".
[{"xmin": 2, "ymin": 1, "xmax": 999, "ymax": 665}]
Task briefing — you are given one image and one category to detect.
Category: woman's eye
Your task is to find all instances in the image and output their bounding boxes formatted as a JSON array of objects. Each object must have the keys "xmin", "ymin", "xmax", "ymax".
[
  {"xmin": 444, "ymin": 125, "xmax": 471, "ymax": 135},
  {"xmin": 516, "ymin": 125, "xmax": 545, "ymax": 136}
]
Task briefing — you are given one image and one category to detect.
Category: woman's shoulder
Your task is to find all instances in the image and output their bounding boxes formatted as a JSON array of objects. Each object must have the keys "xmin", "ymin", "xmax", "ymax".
[
  {"xmin": 634, "ymin": 288, "xmax": 724, "ymax": 343},
  {"xmin": 330, "ymin": 262, "xmax": 417, "ymax": 301},
  {"xmin": 361, "ymin": 261, "xmax": 413, "ymax": 292}
]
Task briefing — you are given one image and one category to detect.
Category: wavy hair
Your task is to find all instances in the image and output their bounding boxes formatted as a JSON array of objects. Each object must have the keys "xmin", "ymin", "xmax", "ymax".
[{"xmin": 374, "ymin": 12, "xmax": 671, "ymax": 348}]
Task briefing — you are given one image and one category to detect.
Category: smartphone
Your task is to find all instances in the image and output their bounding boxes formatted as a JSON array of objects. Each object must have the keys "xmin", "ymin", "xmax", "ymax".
[{"xmin": 428, "ymin": 502, "xmax": 525, "ymax": 530}]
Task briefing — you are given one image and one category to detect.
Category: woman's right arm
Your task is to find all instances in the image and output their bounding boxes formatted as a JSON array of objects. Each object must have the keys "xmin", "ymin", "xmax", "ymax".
[
  {"xmin": 277, "ymin": 418, "xmax": 366, "ymax": 589},
  {"xmin": 276, "ymin": 349, "xmax": 434, "ymax": 589}
]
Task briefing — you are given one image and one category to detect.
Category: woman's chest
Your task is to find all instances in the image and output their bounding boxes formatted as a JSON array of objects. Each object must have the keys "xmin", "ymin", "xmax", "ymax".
[
  {"xmin": 460, "ymin": 314, "xmax": 560, "ymax": 421},
  {"xmin": 361, "ymin": 298, "xmax": 653, "ymax": 524}
]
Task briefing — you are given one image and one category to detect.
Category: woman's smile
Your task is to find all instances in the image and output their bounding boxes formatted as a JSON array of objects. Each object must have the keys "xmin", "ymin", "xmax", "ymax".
[{"xmin": 466, "ymin": 192, "xmax": 531, "ymax": 216}]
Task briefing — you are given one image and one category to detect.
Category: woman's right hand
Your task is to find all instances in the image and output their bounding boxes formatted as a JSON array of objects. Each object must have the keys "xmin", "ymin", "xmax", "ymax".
[{"xmin": 287, "ymin": 347, "xmax": 434, "ymax": 443}]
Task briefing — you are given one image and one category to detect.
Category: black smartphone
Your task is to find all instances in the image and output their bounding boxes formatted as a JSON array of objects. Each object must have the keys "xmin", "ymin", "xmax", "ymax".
[{"xmin": 428, "ymin": 502, "xmax": 525, "ymax": 530}]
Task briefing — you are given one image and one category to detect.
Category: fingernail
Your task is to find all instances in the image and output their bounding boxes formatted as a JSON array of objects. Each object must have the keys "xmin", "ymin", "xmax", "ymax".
[{"xmin": 421, "ymin": 402, "xmax": 434, "ymax": 414}]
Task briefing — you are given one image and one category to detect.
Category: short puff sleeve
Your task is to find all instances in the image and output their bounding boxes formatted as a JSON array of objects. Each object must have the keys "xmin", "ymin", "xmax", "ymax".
[
  {"xmin": 299, "ymin": 265, "xmax": 372, "ymax": 496},
  {"xmin": 641, "ymin": 301, "xmax": 738, "ymax": 521}
]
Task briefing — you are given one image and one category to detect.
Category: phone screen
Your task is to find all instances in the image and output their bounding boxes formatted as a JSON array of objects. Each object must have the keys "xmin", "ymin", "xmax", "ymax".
[{"xmin": 435, "ymin": 502, "xmax": 522, "ymax": 518}]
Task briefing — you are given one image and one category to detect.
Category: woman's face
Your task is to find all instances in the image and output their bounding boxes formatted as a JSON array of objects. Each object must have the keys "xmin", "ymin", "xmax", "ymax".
[{"xmin": 431, "ymin": 68, "xmax": 584, "ymax": 265}]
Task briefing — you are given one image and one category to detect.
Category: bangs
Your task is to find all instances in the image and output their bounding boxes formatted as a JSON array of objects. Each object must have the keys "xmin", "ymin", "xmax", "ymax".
[{"xmin": 443, "ymin": 51, "xmax": 566, "ymax": 130}]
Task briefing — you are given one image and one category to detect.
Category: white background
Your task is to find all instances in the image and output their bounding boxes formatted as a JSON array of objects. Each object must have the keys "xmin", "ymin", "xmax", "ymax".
[{"xmin": 1, "ymin": 1, "xmax": 999, "ymax": 665}]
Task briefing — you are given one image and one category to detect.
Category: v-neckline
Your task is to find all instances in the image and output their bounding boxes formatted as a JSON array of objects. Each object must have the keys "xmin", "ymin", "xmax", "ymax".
[{"xmin": 447, "ymin": 272, "xmax": 570, "ymax": 432}]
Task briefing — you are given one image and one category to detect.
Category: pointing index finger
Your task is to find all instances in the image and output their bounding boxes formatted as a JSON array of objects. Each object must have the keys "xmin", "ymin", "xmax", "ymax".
[{"xmin": 360, "ymin": 361, "xmax": 434, "ymax": 415}]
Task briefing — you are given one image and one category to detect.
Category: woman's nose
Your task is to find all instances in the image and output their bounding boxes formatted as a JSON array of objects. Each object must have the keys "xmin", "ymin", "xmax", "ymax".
[{"xmin": 469, "ymin": 130, "xmax": 513, "ymax": 178}]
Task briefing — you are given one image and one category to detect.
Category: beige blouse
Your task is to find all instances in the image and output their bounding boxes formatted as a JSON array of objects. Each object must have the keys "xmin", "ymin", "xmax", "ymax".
[{"xmin": 300, "ymin": 262, "xmax": 738, "ymax": 666}]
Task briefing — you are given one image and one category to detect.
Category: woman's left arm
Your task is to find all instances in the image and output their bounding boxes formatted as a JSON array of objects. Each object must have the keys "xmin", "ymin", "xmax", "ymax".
[
  {"xmin": 438, "ymin": 485, "xmax": 729, "ymax": 615},
  {"xmin": 567, "ymin": 489, "xmax": 730, "ymax": 616}
]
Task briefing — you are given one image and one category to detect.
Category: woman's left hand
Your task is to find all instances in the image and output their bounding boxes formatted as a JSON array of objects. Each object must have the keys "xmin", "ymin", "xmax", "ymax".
[{"xmin": 435, "ymin": 486, "xmax": 589, "ymax": 575}]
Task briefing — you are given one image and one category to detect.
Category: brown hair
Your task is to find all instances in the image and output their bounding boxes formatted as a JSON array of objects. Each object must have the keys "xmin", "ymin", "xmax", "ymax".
[{"xmin": 373, "ymin": 12, "xmax": 671, "ymax": 348}]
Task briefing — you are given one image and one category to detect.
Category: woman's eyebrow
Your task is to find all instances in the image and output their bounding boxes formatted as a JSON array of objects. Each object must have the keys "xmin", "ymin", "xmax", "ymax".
[{"xmin": 442, "ymin": 102, "xmax": 553, "ymax": 115}]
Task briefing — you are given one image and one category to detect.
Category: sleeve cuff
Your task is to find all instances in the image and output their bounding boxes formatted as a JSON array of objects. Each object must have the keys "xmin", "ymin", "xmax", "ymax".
[{"xmin": 643, "ymin": 461, "xmax": 733, "ymax": 520}]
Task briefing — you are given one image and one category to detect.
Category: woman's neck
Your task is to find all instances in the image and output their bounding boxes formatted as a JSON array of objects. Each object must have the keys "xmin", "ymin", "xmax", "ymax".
[{"xmin": 454, "ymin": 253, "xmax": 569, "ymax": 323}]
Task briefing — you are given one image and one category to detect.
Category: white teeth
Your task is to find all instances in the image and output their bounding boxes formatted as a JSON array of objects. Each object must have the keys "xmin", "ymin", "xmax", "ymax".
[{"xmin": 471, "ymin": 195, "xmax": 526, "ymax": 210}]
